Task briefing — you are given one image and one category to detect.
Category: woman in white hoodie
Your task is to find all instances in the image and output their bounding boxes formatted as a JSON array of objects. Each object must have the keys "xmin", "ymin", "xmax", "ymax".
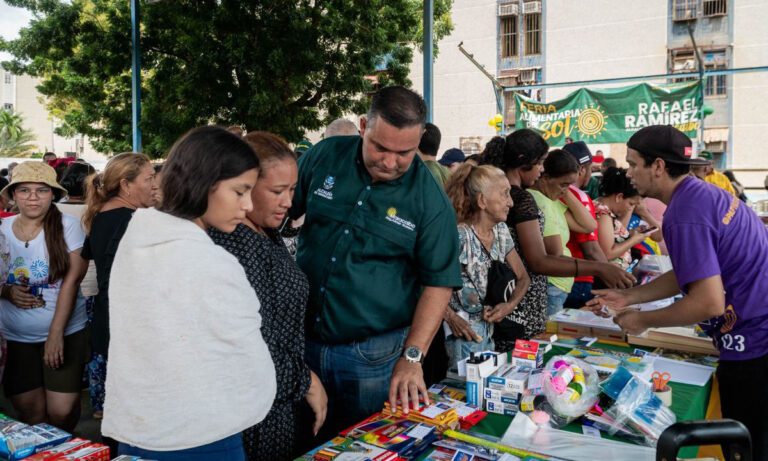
[{"xmin": 102, "ymin": 126, "xmax": 276, "ymax": 460}]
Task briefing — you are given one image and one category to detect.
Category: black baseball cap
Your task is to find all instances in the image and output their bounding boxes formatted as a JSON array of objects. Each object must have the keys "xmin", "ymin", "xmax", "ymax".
[
  {"xmin": 439, "ymin": 148, "xmax": 466, "ymax": 166},
  {"xmin": 627, "ymin": 125, "xmax": 708, "ymax": 165},
  {"xmin": 562, "ymin": 141, "xmax": 592, "ymax": 165}
]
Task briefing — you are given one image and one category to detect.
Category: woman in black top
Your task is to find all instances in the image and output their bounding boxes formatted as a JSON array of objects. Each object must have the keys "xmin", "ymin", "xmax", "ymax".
[
  {"xmin": 80, "ymin": 153, "xmax": 156, "ymax": 418},
  {"xmin": 209, "ymin": 132, "xmax": 327, "ymax": 461}
]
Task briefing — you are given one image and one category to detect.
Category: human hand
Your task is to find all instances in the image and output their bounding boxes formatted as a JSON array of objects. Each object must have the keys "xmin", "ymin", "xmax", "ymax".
[
  {"xmin": 445, "ymin": 310, "xmax": 481, "ymax": 342},
  {"xmin": 597, "ymin": 263, "xmax": 635, "ymax": 289},
  {"xmin": 628, "ymin": 229, "xmax": 648, "ymax": 244},
  {"xmin": 585, "ymin": 288, "xmax": 635, "ymax": 317},
  {"xmin": 5, "ymin": 285, "xmax": 41, "ymax": 309},
  {"xmin": 388, "ymin": 358, "xmax": 428, "ymax": 414},
  {"xmin": 483, "ymin": 302, "xmax": 516, "ymax": 323},
  {"xmin": 614, "ymin": 310, "xmax": 648, "ymax": 335},
  {"xmin": 305, "ymin": 370, "xmax": 327, "ymax": 436},
  {"xmin": 44, "ymin": 332, "xmax": 64, "ymax": 369}
]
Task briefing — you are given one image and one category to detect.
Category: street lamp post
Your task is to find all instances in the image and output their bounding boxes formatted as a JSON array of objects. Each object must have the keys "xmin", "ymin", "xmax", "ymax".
[
  {"xmin": 130, "ymin": 0, "xmax": 142, "ymax": 152},
  {"xmin": 423, "ymin": 0, "xmax": 433, "ymax": 123}
]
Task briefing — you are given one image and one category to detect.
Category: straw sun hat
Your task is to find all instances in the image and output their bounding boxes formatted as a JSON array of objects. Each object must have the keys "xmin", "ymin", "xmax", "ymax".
[{"xmin": 1, "ymin": 161, "xmax": 68, "ymax": 198}]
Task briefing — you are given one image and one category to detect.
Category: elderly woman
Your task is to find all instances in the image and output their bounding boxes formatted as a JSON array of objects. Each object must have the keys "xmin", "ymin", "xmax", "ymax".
[
  {"xmin": 442, "ymin": 164, "xmax": 530, "ymax": 372},
  {"xmin": 102, "ymin": 126, "xmax": 276, "ymax": 460}
]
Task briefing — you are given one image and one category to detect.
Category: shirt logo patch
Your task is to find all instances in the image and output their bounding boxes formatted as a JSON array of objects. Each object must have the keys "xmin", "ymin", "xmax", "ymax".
[
  {"xmin": 313, "ymin": 175, "xmax": 336, "ymax": 200},
  {"xmin": 385, "ymin": 207, "xmax": 415, "ymax": 231}
]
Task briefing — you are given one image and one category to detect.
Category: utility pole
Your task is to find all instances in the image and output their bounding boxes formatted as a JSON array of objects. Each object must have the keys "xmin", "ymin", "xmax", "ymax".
[
  {"xmin": 423, "ymin": 0, "xmax": 434, "ymax": 123},
  {"xmin": 131, "ymin": 0, "xmax": 142, "ymax": 152}
]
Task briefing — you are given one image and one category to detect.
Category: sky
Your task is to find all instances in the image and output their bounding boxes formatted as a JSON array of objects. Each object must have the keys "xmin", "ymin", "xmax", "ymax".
[{"xmin": 0, "ymin": 1, "xmax": 34, "ymax": 61}]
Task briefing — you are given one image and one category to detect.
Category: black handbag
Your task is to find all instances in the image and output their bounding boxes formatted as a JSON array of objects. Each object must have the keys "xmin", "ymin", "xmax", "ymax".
[{"xmin": 471, "ymin": 228, "xmax": 517, "ymax": 307}]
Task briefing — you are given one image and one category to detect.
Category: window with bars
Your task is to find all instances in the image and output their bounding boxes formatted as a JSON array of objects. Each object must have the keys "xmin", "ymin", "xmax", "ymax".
[
  {"xmin": 524, "ymin": 13, "xmax": 541, "ymax": 55},
  {"xmin": 672, "ymin": 0, "xmax": 698, "ymax": 21},
  {"xmin": 704, "ymin": 50, "xmax": 727, "ymax": 96},
  {"xmin": 500, "ymin": 16, "xmax": 518, "ymax": 58},
  {"xmin": 4, "ymin": 73, "xmax": 11, "ymax": 84},
  {"xmin": 703, "ymin": 0, "xmax": 726, "ymax": 17},
  {"xmin": 3, "ymin": 104, "xmax": 12, "ymax": 112}
]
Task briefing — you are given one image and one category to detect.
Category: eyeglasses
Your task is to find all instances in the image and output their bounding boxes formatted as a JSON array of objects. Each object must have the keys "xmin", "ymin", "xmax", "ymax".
[{"xmin": 15, "ymin": 186, "xmax": 53, "ymax": 199}]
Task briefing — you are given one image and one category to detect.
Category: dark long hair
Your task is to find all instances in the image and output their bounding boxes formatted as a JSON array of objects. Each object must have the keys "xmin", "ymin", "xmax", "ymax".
[{"xmin": 9, "ymin": 184, "xmax": 69, "ymax": 283}]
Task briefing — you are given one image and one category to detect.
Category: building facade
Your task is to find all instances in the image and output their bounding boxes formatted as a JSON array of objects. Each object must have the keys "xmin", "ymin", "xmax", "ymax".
[
  {"xmin": 1, "ymin": 66, "xmax": 101, "ymax": 160},
  {"xmin": 411, "ymin": 0, "xmax": 768, "ymax": 189}
]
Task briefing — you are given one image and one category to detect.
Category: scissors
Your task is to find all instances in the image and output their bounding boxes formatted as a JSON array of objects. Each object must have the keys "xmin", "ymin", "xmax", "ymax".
[{"xmin": 652, "ymin": 371, "xmax": 671, "ymax": 391}]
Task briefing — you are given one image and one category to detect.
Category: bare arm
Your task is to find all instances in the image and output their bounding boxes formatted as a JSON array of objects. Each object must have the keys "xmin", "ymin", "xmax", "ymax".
[
  {"xmin": 633, "ymin": 202, "xmax": 664, "ymax": 242},
  {"xmin": 389, "ymin": 286, "xmax": 452, "ymax": 413},
  {"xmin": 516, "ymin": 220, "xmax": 634, "ymax": 288},
  {"xmin": 562, "ymin": 191, "xmax": 597, "ymax": 234},
  {"xmin": 45, "ymin": 251, "xmax": 88, "ymax": 369},
  {"xmin": 614, "ymin": 275, "xmax": 725, "ymax": 335},
  {"xmin": 543, "ymin": 234, "xmax": 563, "ymax": 257},
  {"xmin": 586, "ymin": 270, "xmax": 681, "ymax": 314},
  {"xmin": 597, "ymin": 214, "xmax": 645, "ymax": 260},
  {"xmin": 579, "ymin": 240, "xmax": 607, "ymax": 263}
]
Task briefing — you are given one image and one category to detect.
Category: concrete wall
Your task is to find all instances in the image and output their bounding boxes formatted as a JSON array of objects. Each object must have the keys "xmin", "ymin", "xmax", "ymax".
[
  {"xmin": 410, "ymin": 0, "xmax": 500, "ymax": 157},
  {"xmin": 731, "ymin": 0, "xmax": 768, "ymax": 189},
  {"xmin": 544, "ymin": 0, "xmax": 668, "ymax": 101}
]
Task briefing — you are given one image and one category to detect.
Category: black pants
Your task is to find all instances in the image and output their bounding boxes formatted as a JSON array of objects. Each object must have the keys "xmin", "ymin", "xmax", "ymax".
[{"xmin": 716, "ymin": 352, "xmax": 768, "ymax": 460}]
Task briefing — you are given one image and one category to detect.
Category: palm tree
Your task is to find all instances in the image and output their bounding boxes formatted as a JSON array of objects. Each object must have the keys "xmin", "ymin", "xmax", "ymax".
[{"xmin": 0, "ymin": 110, "xmax": 37, "ymax": 157}]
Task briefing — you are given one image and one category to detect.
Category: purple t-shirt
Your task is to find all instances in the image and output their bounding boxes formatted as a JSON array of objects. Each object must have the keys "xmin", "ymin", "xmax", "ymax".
[{"xmin": 664, "ymin": 176, "xmax": 768, "ymax": 360}]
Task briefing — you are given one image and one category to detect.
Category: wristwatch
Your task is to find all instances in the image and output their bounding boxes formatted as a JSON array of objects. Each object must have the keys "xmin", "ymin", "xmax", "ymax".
[{"xmin": 402, "ymin": 346, "xmax": 424, "ymax": 364}]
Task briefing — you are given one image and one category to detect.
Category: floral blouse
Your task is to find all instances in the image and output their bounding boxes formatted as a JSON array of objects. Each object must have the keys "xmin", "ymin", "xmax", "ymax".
[
  {"xmin": 449, "ymin": 222, "xmax": 515, "ymax": 320},
  {"xmin": 595, "ymin": 201, "xmax": 632, "ymax": 269}
]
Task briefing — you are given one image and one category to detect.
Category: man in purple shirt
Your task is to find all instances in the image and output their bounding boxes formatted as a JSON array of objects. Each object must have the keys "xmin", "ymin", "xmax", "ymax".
[{"xmin": 587, "ymin": 125, "xmax": 768, "ymax": 457}]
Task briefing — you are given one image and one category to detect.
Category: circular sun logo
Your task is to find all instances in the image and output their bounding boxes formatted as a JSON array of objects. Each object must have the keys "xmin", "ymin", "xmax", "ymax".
[
  {"xmin": 577, "ymin": 105, "xmax": 607, "ymax": 139},
  {"xmin": 387, "ymin": 207, "xmax": 397, "ymax": 217}
]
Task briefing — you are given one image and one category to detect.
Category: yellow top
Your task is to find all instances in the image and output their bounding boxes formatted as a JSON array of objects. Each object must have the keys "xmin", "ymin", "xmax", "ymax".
[{"xmin": 705, "ymin": 170, "xmax": 737, "ymax": 196}]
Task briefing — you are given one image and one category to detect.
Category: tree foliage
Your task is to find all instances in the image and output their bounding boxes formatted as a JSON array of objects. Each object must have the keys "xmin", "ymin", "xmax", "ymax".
[
  {"xmin": 1, "ymin": 0, "xmax": 453, "ymax": 158},
  {"xmin": 0, "ymin": 110, "xmax": 37, "ymax": 157}
]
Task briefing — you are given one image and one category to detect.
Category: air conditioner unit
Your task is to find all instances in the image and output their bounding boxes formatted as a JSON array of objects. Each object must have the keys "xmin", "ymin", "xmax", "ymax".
[
  {"xmin": 523, "ymin": 1, "xmax": 542, "ymax": 14},
  {"xmin": 519, "ymin": 68, "xmax": 539, "ymax": 83},
  {"xmin": 498, "ymin": 2, "xmax": 519, "ymax": 16},
  {"xmin": 674, "ymin": 8, "xmax": 697, "ymax": 21}
]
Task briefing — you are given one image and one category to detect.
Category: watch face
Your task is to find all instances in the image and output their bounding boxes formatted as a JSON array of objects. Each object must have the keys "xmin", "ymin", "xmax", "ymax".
[{"xmin": 405, "ymin": 346, "xmax": 421, "ymax": 360}]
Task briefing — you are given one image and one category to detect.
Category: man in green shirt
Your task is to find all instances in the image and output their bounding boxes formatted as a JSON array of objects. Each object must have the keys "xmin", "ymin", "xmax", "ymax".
[
  {"xmin": 418, "ymin": 122, "xmax": 450, "ymax": 187},
  {"xmin": 291, "ymin": 86, "xmax": 462, "ymax": 437}
]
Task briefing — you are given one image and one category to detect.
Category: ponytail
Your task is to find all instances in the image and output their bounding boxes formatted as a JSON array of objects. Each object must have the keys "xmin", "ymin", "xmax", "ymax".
[
  {"xmin": 82, "ymin": 152, "xmax": 152, "ymax": 233},
  {"xmin": 44, "ymin": 205, "xmax": 69, "ymax": 283},
  {"xmin": 82, "ymin": 172, "xmax": 107, "ymax": 234}
]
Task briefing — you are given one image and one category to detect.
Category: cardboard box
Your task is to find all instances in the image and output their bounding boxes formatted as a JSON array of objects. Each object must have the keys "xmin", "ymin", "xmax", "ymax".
[
  {"xmin": 482, "ymin": 387, "xmax": 521, "ymax": 404},
  {"xmin": 464, "ymin": 351, "xmax": 506, "ymax": 407},
  {"xmin": 485, "ymin": 400, "xmax": 519, "ymax": 416},
  {"xmin": 511, "ymin": 340, "xmax": 544, "ymax": 368},
  {"xmin": 24, "ymin": 439, "xmax": 91, "ymax": 460},
  {"xmin": 486, "ymin": 365, "xmax": 530, "ymax": 394}
]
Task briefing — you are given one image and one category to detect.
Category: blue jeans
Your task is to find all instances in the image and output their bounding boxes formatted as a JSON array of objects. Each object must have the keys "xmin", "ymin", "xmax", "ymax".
[
  {"xmin": 445, "ymin": 320, "xmax": 494, "ymax": 374},
  {"xmin": 118, "ymin": 434, "xmax": 244, "ymax": 461},
  {"xmin": 546, "ymin": 283, "xmax": 569, "ymax": 317},
  {"xmin": 564, "ymin": 281, "xmax": 594, "ymax": 309},
  {"xmin": 306, "ymin": 327, "xmax": 408, "ymax": 440}
]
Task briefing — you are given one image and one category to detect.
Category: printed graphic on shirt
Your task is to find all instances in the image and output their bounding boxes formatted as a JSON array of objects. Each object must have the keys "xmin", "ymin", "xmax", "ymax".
[
  {"xmin": 6, "ymin": 256, "xmax": 54, "ymax": 291},
  {"xmin": 313, "ymin": 175, "xmax": 335, "ymax": 200},
  {"xmin": 720, "ymin": 305, "xmax": 737, "ymax": 334},
  {"xmin": 385, "ymin": 207, "xmax": 415, "ymax": 231},
  {"xmin": 721, "ymin": 196, "xmax": 739, "ymax": 225}
]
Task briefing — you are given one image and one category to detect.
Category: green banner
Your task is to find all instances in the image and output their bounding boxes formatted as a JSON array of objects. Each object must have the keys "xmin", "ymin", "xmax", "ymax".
[{"xmin": 513, "ymin": 81, "xmax": 702, "ymax": 145}]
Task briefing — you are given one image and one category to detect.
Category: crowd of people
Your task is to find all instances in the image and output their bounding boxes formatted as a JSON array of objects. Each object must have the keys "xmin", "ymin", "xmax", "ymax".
[{"xmin": 0, "ymin": 85, "xmax": 764, "ymax": 460}]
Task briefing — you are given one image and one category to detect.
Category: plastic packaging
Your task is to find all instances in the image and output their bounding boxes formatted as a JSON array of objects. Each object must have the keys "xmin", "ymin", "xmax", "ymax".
[
  {"xmin": 542, "ymin": 356, "xmax": 600, "ymax": 423},
  {"xmin": 500, "ymin": 412, "xmax": 656, "ymax": 461},
  {"xmin": 603, "ymin": 371, "xmax": 677, "ymax": 446}
]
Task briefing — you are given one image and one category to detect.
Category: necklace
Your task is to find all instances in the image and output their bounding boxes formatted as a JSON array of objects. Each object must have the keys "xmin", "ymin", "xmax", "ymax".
[{"xmin": 14, "ymin": 219, "xmax": 43, "ymax": 248}]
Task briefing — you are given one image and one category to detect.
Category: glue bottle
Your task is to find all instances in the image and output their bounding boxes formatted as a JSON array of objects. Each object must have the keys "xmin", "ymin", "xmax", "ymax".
[{"xmin": 551, "ymin": 366, "xmax": 575, "ymax": 393}]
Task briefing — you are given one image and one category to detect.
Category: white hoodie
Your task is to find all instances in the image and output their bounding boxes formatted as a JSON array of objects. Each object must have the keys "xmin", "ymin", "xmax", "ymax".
[{"xmin": 102, "ymin": 207, "xmax": 276, "ymax": 450}]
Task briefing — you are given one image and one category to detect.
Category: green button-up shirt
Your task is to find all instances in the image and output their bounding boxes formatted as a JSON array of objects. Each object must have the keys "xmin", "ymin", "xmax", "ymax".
[{"xmin": 291, "ymin": 135, "xmax": 462, "ymax": 343}]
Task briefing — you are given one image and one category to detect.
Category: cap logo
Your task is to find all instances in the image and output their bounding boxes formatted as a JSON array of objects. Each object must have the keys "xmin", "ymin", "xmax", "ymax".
[{"xmin": 684, "ymin": 147, "xmax": 692, "ymax": 158}]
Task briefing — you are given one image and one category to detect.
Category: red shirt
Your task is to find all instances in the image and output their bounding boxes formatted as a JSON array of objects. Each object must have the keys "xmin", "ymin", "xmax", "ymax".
[{"xmin": 563, "ymin": 185, "xmax": 598, "ymax": 283}]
